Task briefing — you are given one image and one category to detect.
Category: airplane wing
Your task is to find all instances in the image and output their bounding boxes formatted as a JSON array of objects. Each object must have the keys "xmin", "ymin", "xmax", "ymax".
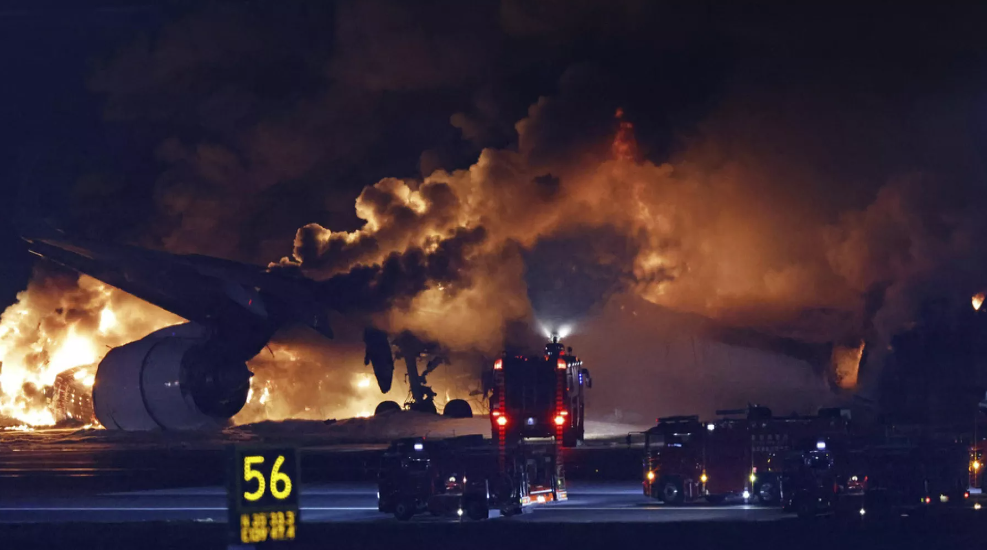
[
  {"xmin": 20, "ymin": 223, "xmax": 333, "ymax": 343},
  {"xmin": 18, "ymin": 221, "xmax": 405, "ymax": 392}
]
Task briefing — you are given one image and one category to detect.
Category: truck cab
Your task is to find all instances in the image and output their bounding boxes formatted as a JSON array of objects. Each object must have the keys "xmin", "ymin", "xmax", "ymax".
[
  {"xmin": 780, "ymin": 449, "xmax": 837, "ymax": 518},
  {"xmin": 377, "ymin": 436, "xmax": 494, "ymax": 521}
]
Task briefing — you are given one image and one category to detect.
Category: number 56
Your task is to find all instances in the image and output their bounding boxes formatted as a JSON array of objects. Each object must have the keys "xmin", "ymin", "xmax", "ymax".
[{"xmin": 243, "ymin": 455, "xmax": 292, "ymax": 501}]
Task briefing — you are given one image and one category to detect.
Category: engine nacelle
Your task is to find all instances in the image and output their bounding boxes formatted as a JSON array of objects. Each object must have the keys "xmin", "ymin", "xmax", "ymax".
[{"xmin": 93, "ymin": 323, "xmax": 252, "ymax": 430}]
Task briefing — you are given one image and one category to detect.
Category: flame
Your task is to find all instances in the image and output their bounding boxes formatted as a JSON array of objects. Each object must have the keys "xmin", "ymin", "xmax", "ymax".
[
  {"xmin": 98, "ymin": 307, "xmax": 117, "ymax": 333},
  {"xmin": 0, "ymin": 273, "xmax": 181, "ymax": 427},
  {"xmin": 974, "ymin": 292, "xmax": 985, "ymax": 311},
  {"xmin": 832, "ymin": 340, "xmax": 865, "ymax": 389},
  {"xmin": 1, "ymin": 425, "xmax": 35, "ymax": 432},
  {"xmin": 612, "ymin": 107, "xmax": 639, "ymax": 162}
]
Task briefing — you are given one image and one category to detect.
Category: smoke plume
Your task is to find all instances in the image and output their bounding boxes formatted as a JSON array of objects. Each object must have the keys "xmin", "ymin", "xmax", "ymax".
[{"xmin": 6, "ymin": 1, "xmax": 987, "ymax": 426}]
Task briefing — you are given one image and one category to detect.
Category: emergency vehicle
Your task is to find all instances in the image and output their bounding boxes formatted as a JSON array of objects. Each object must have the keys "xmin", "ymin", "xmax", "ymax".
[
  {"xmin": 376, "ymin": 435, "xmax": 566, "ymax": 520},
  {"xmin": 642, "ymin": 406, "xmax": 850, "ymax": 504},
  {"xmin": 489, "ymin": 334, "xmax": 591, "ymax": 447}
]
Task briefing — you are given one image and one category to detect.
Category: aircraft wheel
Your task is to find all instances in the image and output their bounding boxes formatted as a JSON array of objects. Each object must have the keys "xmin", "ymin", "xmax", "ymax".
[
  {"xmin": 443, "ymin": 399, "xmax": 473, "ymax": 418},
  {"xmin": 374, "ymin": 401, "xmax": 401, "ymax": 415}
]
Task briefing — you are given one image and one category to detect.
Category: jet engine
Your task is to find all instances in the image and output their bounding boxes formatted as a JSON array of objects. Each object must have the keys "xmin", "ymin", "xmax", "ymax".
[{"xmin": 92, "ymin": 323, "xmax": 252, "ymax": 430}]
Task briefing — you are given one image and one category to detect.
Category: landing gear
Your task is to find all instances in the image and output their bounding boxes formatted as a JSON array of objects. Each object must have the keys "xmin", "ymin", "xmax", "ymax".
[{"xmin": 407, "ymin": 399, "xmax": 437, "ymax": 414}]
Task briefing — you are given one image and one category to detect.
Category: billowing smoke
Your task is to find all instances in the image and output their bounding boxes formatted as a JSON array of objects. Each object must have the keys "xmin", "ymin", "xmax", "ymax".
[{"xmin": 7, "ymin": 1, "xmax": 987, "ymax": 426}]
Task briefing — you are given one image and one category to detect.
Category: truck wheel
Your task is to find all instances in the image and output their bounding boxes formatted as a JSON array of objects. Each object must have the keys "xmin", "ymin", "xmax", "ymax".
[
  {"xmin": 393, "ymin": 499, "xmax": 416, "ymax": 521},
  {"xmin": 795, "ymin": 496, "xmax": 815, "ymax": 520},
  {"xmin": 427, "ymin": 499, "xmax": 443, "ymax": 516},
  {"xmin": 756, "ymin": 479, "xmax": 779, "ymax": 505},
  {"xmin": 443, "ymin": 399, "xmax": 473, "ymax": 418},
  {"xmin": 466, "ymin": 499, "xmax": 489, "ymax": 520},
  {"xmin": 660, "ymin": 477, "xmax": 685, "ymax": 505},
  {"xmin": 500, "ymin": 503, "xmax": 522, "ymax": 517},
  {"xmin": 375, "ymin": 401, "xmax": 401, "ymax": 415}
]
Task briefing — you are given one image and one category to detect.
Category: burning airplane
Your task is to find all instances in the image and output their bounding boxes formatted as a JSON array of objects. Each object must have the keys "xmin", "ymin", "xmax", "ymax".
[{"xmin": 9, "ymin": 224, "xmax": 404, "ymax": 430}]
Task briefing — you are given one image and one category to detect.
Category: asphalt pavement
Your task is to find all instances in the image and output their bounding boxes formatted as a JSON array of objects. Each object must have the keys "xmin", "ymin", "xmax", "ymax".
[{"xmin": 0, "ymin": 481, "xmax": 788, "ymax": 523}]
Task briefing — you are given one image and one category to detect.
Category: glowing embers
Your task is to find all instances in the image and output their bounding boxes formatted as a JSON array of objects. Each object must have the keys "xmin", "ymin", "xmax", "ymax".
[{"xmin": 612, "ymin": 108, "xmax": 639, "ymax": 162}]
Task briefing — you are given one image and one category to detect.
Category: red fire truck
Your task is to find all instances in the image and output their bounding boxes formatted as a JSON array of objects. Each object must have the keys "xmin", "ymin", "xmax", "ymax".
[
  {"xmin": 376, "ymin": 434, "xmax": 568, "ymax": 520},
  {"xmin": 642, "ymin": 406, "xmax": 850, "ymax": 504},
  {"xmin": 489, "ymin": 334, "xmax": 592, "ymax": 447}
]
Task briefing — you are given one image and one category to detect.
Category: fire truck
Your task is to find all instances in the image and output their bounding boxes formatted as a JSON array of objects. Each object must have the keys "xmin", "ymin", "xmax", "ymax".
[
  {"xmin": 489, "ymin": 334, "xmax": 592, "ymax": 447},
  {"xmin": 376, "ymin": 434, "xmax": 566, "ymax": 520},
  {"xmin": 787, "ymin": 439, "xmax": 970, "ymax": 522},
  {"xmin": 642, "ymin": 406, "xmax": 850, "ymax": 505}
]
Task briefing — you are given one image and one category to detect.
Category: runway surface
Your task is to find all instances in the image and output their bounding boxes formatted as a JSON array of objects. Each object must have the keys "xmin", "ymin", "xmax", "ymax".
[{"xmin": 0, "ymin": 481, "xmax": 787, "ymax": 523}]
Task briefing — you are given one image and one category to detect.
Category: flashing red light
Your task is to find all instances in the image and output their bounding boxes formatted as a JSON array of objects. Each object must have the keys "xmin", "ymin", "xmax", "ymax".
[
  {"xmin": 557, "ymin": 358, "xmax": 566, "ymax": 370},
  {"xmin": 492, "ymin": 410, "xmax": 501, "ymax": 417},
  {"xmin": 965, "ymin": 491, "xmax": 971, "ymax": 499},
  {"xmin": 496, "ymin": 415, "xmax": 508, "ymax": 426},
  {"xmin": 554, "ymin": 415, "xmax": 565, "ymax": 426},
  {"xmin": 560, "ymin": 410, "xmax": 568, "ymax": 416},
  {"xmin": 494, "ymin": 359, "xmax": 503, "ymax": 370},
  {"xmin": 924, "ymin": 497, "xmax": 931, "ymax": 504}
]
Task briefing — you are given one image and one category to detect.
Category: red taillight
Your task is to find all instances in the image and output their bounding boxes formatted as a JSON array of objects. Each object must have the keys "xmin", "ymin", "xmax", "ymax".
[
  {"xmin": 554, "ymin": 415, "xmax": 565, "ymax": 426},
  {"xmin": 494, "ymin": 359, "xmax": 503, "ymax": 370},
  {"xmin": 496, "ymin": 415, "xmax": 508, "ymax": 426},
  {"xmin": 557, "ymin": 358, "xmax": 566, "ymax": 370},
  {"xmin": 965, "ymin": 491, "xmax": 971, "ymax": 499}
]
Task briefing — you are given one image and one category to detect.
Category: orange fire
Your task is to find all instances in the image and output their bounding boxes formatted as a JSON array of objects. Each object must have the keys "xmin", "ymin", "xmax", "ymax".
[
  {"xmin": 974, "ymin": 292, "xmax": 985, "ymax": 312},
  {"xmin": 831, "ymin": 340, "xmax": 865, "ymax": 389},
  {"xmin": 0, "ymin": 270, "xmax": 473, "ymax": 429},
  {"xmin": 0, "ymin": 274, "xmax": 181, "ymax": 427},
  {"xmin": 612, "ymin": 107, "xmax": 639, "ymax": 162}
]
